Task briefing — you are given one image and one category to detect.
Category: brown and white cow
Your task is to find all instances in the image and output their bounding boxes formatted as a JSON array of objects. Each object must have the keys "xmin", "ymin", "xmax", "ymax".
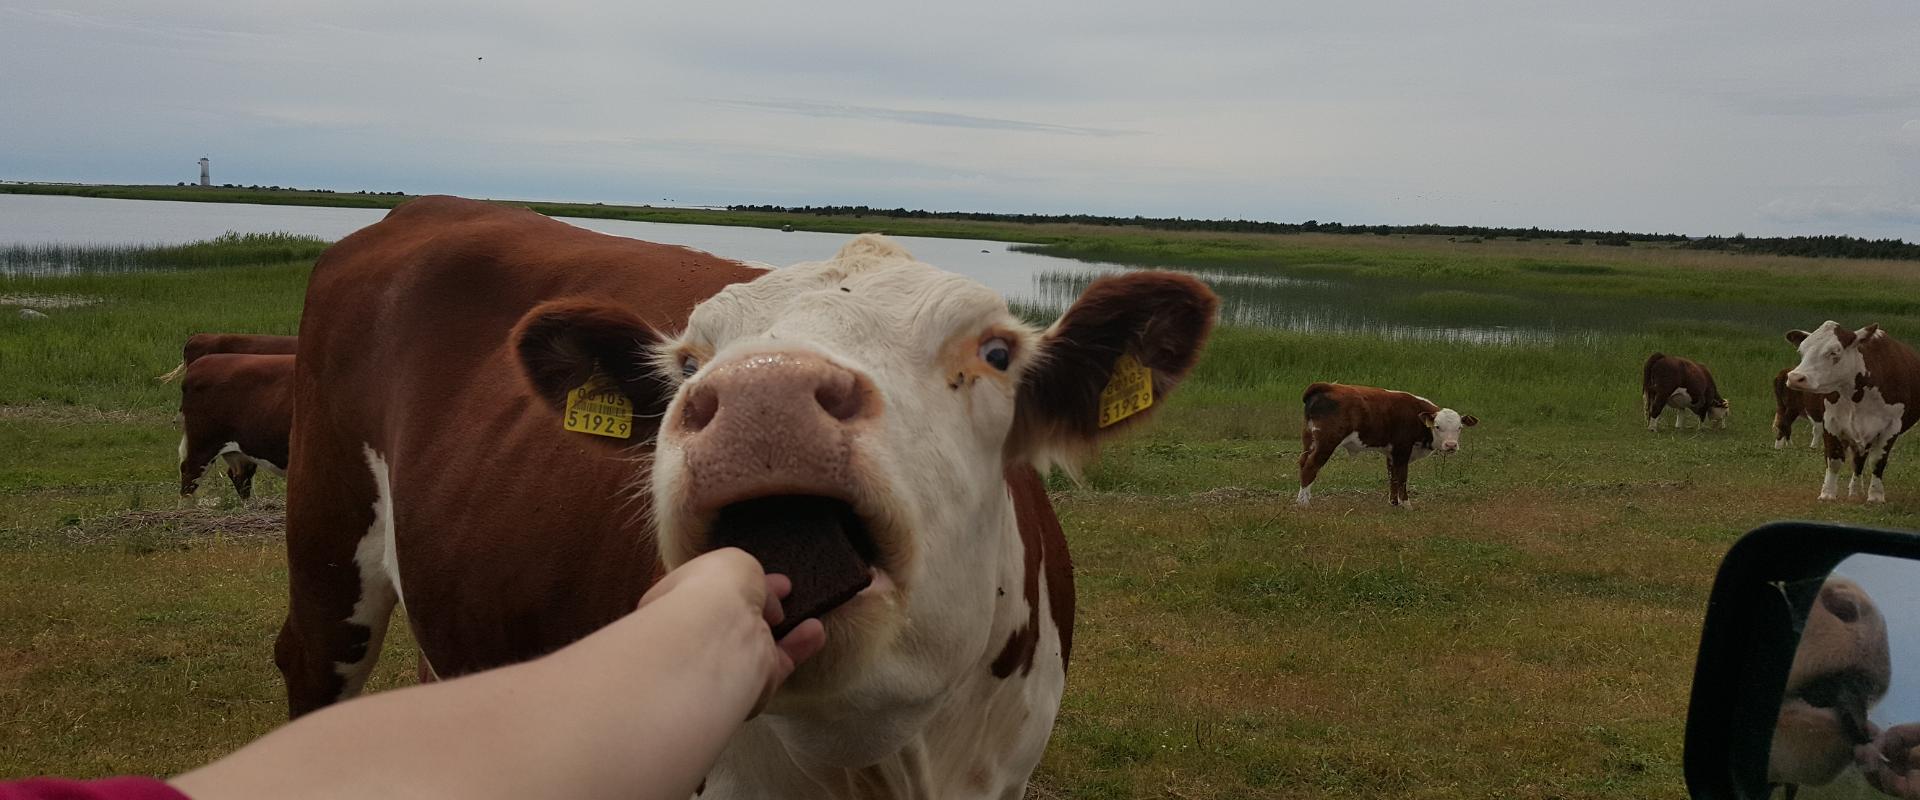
[
  {"xmin": 1296, "ymin": 382, "xmax": 1478, "ymax": 507},
  {"xmin": 281, "ymin": 196, "xmax": 1216, "ymax": 798},
  {"xmin": 1769, "ymin": 575, "xmax": 1890, "ymax": 792},
  {"xmin": 1785, "ymin": 321, "xmax": 1920, "ymax": 502},
  {"xmin": 178, "ymin": 353, "xmax": 293, "ymax": 501},
  {"xmin": 1773, "ymin": 367, "xmax": 1832, "ymax": 450},
  {"xmin": 157, "ymin": 332, "xmax": 298, "ymax": 382},
  {"xmin": 1642, "ymin": 353, "xmax": 1729, "ymax": 431}
]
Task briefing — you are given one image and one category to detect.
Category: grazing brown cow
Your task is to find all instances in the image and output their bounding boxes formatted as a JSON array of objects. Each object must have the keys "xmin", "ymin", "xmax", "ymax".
[
  {"xmin": 1769, "ymin": 575, "xmax": 1890, "ymax": 793},
  {"xmin": 178, "ymin": 353, "xmax": 293, "ymax": 501},
  {"xmin": 1296, "ymin": 382, "xmax": 1478, "ymax": 507},
  {"xmin": 157, "ymin": 333, "xmax": 298, "ymax": 382},
  {"xmin": 1642, "ymin": 353, "xmax": 1729, "ymax": 431},
  {"xmin": 282, "ymin": 196, "xmax": 1215, "ymax": 798},
  {"xmin": 1785, "ymin": 321, "xmax": 1920, "ymax": 502},
  {"xmin": 1773, "ymin": 367, "xmax": 1831, "ymax": 450}
]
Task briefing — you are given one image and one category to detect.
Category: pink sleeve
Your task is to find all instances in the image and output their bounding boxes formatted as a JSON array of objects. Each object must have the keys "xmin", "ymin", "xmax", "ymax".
[{"xmin": 0, "ymin": 778, "xmax": 192, "ymax": 800}]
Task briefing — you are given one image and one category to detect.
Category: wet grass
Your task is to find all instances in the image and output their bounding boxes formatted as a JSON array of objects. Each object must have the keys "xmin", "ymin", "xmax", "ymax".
[{"xmin": 4, "ymin": 231, "xmax": 1920, "ymax": 797}]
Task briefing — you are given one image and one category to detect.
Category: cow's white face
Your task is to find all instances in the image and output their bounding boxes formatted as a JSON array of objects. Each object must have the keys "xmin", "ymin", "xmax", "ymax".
[
  {"xmin": 502, "ymin": 234, "xmax": 1216, "ymax": 767},
  {"xmin": 1422, "ymin": 408, "xmax": 1478, "ymax": 452},
  {"xmin": 1786, "ymin": 321, "xmax": 1874, "ymax": 395}
]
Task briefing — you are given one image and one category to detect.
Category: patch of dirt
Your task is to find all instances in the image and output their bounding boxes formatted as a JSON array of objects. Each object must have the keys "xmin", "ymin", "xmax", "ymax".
[
  {"xmin": 0, "ymin": 405, "xmax": 173, "ymax": 426},
  {"xmin": 0, "ymin": 293, "xmax": 100, "ymax": 310},
  {"xmin": 56, "ymin": 500, "xmax": 285, "ymax": 544}
]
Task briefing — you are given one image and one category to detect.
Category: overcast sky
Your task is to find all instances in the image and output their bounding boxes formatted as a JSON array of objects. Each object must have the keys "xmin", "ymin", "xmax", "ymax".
[{"xmin": 3, "ymin": 1, "xmax": 1917, "ymax": 238}]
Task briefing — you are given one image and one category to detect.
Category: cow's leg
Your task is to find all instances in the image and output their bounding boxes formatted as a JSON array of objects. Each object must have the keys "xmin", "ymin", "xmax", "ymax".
[
  {"xmin": 1644, "ymin": 391, "xmax": 1662, "ymax": 432},
  {"xmin": 1774, "ymin": 408, "xmax": 1792, "ymax": 449},
  {"xmin": 1388, "ymin": 444, "xmax": 1412, "ymax": 507},
  {"xmin": 1809, "ymin": 423, "xmax": 1822, "ymax": 449},
  {"xmin": 222, "ymin": 452, "xmax": 258, "ymax": 501},
  {"xmin": 1868, "ymin": 436, "xmax": 1897, "ymax": 504},
  {"xmin": 1297, "ymin": 431, "xmax": 1336, "ymax": 506},
  {"xmin": 1819, "ymin": 433, "xmax": 1846, "ymax": 501},
  {"xmin": 178, "ymin": 434, "xmax": 225, "ymax": 504},
  {"xmin": 278, "ymin": 443, "xmax": 398, "ymax": 718},
  {"xmin": 1849, "ymin": 446, "xmax": 1869, "ymax": 499}
]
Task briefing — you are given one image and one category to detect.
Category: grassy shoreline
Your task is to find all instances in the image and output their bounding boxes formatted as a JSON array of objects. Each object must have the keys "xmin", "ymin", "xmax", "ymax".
[{"xmin": 4, "ymin": 231, "xmax": 1919, "ymax": 797}]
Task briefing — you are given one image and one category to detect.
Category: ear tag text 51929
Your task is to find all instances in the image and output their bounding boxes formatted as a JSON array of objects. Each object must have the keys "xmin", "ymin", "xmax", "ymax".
[
  {"xmin": 1097, "ymin": 354, "xmax": 1154, "ymax": 428},
  {"xmin": 564, "ymin": 373, "xmax": 634, "ymax": 439}
]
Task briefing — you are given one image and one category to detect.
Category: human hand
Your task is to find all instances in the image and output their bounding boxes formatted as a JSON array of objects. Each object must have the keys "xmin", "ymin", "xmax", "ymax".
[
  {"xmin": 638, "ymin": 548, "xmax": 827, "ymax": 714},
  {"xmin": 1859, "ymin": 723, "xmax": 1920, "ymax": 798}
]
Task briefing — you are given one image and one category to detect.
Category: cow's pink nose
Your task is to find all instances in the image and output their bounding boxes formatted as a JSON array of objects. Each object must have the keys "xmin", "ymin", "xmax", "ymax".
[
  {"xmin": 1442, "ymin": 443, "xmax": 1458, "ymax": 452},
  {"xmin": 679, "ymin": 351, "xmax": 873, "ymax": 434},
  {"xmin": 672, "ymin": 351, "xmax": 880, "ymax": 513},
  {"xmin": 1786, "ymin": 371, "xmax": 1810, "ymax": 390}
]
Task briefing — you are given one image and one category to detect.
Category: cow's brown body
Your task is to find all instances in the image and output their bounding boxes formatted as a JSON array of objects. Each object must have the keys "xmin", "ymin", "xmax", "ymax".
[
  {"xmin": 158, "ymin": 333, "xmax": 298, "ymax": 382},
  {"xmin": 177, "ymin": 353, "xmax": 293, "ymax": 500},
  {"xmin": 280, "ymin": 197, "xmax": 1075, "ymax": 724},
  {"xmin": 1773, "ymin": 368, "xmax": 1831, "ymax": 449},
  {"xmin": 1642, "ymin": 353, "xmax": 1728, "ymax": 429},
  {"xmin": 1297, "ymin": 382, "xmax": 1473, "ymax": 506}
]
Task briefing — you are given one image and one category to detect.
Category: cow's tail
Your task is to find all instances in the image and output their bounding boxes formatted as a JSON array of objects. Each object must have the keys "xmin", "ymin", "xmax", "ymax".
[
  {"xmin": 156, "ymin": 361, "xmax": 187, "ymax": 383},
  {"xmin": 1302, "ymin": 382, "xmax": 1339, "ymax": 418}
]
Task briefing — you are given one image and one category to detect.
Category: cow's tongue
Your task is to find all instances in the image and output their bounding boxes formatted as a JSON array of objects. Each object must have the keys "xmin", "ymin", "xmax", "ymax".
[{"xmin": 707, "ymin": 495, "xmax": 874, "ymax": 638}]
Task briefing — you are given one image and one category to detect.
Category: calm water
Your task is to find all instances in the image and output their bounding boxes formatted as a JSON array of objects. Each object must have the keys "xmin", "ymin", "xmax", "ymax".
[{"xmin": 0, "ymin": 194, "xmax": 1796, "ymax": 344}]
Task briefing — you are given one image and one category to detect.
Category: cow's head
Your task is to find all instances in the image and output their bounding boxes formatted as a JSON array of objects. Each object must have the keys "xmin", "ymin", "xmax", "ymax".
[
  {"xmin": 1709, "ymin": 398, "xmax": 1731, "ymax": 426},
  {"xmin": 1786, "ymin": 321, "xmax": 1881, "ymax": 394},
  {"xmin": 1769, "ymin": 576, "xmax": 1890, "ymax": 788},
  {"xmin": 514, "ymin": 235, "xmax": 1216, "ymax": 764},
  {"xmin": 1419, "ymin": 409, "xmax": 1478, "ymax": 452}
]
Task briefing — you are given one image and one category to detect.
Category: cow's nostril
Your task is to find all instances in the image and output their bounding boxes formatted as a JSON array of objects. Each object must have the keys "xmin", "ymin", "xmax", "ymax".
[
  {"xmin": 681, "ymin": 383, "xmax": 719, "ymax": 432},
  {"xmin": 816, "ymin": 371, "xmax": 865, "ymax": 421}
]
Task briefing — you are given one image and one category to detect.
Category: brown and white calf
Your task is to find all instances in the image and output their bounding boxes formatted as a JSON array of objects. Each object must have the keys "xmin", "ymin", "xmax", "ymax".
[
  {"xmin": 1773, "ymin": 367, "xmax": 1831, "ymax": 450},
  {"xmin": 178, "ymin": 353, "xmax": 293, "ymax": 500},
  {"xmin": 1784, "ymin": 321, "xmax": 1920, "ymax": 503},
  {"xmin": 282, "ymin": 196, "xmax": 1216, "ymax": 798},
  {"xmin": 157, "ymin": 332, "xmax": 298, "ymax": 382},
  {"xmin": 1296, "ymin": 382, "xmax": 1478, "ymax": 507},
  {"xmin": 1642, "ymin": 353, "xmax": 1729, "ymax": 431}
]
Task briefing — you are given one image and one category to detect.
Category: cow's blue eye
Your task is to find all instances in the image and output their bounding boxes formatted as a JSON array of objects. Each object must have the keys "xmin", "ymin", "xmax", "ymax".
[
  {"xmin": 980, "ymin": 338, "xmax": 1012, "ymax": 371},
  {"xmin": 680, "ymin": 356, "xmax": 699, "ymax": 377}
]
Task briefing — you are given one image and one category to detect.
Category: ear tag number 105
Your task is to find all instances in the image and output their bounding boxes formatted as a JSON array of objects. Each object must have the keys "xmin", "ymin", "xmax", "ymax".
[{"xmin": 564, "ymin": 375, "xmax": 634, "ymax": 439}]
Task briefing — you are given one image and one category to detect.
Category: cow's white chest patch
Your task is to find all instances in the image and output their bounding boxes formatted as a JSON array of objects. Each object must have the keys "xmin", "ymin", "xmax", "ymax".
[{"xmin": 1825, "ymin": 387, "xmax": 1907, "ymax": 446}]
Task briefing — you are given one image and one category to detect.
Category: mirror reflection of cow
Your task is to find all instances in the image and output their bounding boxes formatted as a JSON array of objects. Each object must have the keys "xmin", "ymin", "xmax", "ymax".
[
  {"xmin": 279, "ymin": 197, "xmax": 1218, "ymax": 798},
  {"xmin": 1769, "ymin": 575, "xmax": 1890, "ymax": 796},
  {"xmin": 1784, "ymin": 322, "xmax": 1920, "ymax": 503}
]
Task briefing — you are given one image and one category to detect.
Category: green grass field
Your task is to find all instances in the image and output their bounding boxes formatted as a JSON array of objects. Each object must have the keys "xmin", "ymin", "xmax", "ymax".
[{"xmin": 2, "ymin": 226, "xmax": 1918, "ymax": 797}]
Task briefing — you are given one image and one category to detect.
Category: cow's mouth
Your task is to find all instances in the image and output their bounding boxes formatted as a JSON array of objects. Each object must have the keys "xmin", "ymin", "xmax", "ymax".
[{"xmin": 707, "ymin": 495, "xmax": 887, "ymax": 637}]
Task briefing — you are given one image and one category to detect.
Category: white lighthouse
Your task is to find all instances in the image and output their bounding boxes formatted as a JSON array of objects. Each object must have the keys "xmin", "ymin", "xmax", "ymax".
[{"xmin": 198, "ymin": 158, "xmax": 210, "ymax": 187}]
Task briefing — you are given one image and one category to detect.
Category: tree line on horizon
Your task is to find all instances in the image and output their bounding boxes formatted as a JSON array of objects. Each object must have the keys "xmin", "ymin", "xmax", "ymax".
[{"xmin": 727, "ymin": 204, "xmax": 1920, "ymax": 260}]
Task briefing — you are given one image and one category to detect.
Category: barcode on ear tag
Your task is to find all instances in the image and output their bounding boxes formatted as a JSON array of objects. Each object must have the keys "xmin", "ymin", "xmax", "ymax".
[
  {"xmin": 1097, "ymin": 354, "xmax": 1154, "ymax": 428},
  {"xmin": 563, "ymin": 374, "xmax": 634, "ymax": 439}
]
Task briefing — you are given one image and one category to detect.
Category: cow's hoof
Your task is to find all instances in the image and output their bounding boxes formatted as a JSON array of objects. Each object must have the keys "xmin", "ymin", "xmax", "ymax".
[
  {"xmin": 1774, "ymin": 439, "xmax": 1786, "ymax": 450},
  {"xmin": 1818, "ymin": 493, "xmax": 1837, "ymax": 502}
]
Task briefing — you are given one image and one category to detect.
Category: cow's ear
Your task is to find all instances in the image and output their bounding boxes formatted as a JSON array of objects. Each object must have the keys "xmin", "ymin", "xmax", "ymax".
[
  {"xmin": 1009, "ymin": 272, "xmax": 1217, "ymax": 472},
  {"xmin": 1419, "ymin": 411, "xmax": 1437, "ymax": 428},
  {"xmin": 1860, "ymin": 323, "xmax": 1883, "ymax": 343},
  {"xmin": 1461, "ymin": 415, "xmax": 1479, "ymax": 427},
  {"xmin": 1786, "ymin": 330, "xmax": 1810, "ymax": 346},
  {"xmin": 512, "ymin": 298, "xmax": 673, "ymax": 415}
]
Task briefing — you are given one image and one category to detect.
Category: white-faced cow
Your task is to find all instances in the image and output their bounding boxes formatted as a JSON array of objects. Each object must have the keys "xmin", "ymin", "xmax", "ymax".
[
  {"xmin": 281, "ymin": 196, "xmax": 1217, "ymax": 798},
  {"xmin": 1296, "ymin": 382, "xmax": 1478, "ymax": 507},
  {"xmin": 1769, "ymin": 576, "xmax": 1889, "ymax": 793},
  {"xmin": 1785, "ymin": 321, "xmax": 1920, "ymax": 503},
  {"xmin": 157, "ymin": 332, "xmax": 298, "ymax": 382},
  {"xmin": 178, "ymin": 353, "xmax": 293, "ymax": 501},
  {"xmin": 1772, "ymin": 367, "xmax": 1831, "ymax": 450},
  {"xmin": 1642, "ymin": 353, "xmax": 1729, "ymax": 431}
]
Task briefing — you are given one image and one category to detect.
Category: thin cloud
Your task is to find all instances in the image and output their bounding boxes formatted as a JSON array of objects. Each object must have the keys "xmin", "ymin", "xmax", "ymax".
[{"xmin": 712, "ymin": 99, "xmax": 1141, "ymax": 138}]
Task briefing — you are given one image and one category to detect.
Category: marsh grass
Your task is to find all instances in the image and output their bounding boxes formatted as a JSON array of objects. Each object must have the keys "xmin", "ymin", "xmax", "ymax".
[
  {"xmin": 3, "ymin": 230, "xmax": 1920, "ymax": 796},
  {"xmin": 0, "ymin": 233, "xmax": 330, "ymax": 277}
]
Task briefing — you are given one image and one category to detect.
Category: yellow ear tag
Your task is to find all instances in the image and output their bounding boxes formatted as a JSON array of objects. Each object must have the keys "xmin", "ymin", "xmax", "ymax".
[
  {"xmin": 1097, "ymin": 354, "xmax": 1154, "ymax": 428},
  {"xmin": 1424, "ymin": 416, "xmax": 1436, "ymax": 428},
  {"xmin": 563, "ymin": 373, "xmax": 634, "ymax": 439}
]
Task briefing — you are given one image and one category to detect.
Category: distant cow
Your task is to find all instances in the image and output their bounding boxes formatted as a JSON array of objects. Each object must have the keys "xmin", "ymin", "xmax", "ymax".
[
  {"xmin": 1785, "ymin": 322, "xmax": 1920, "ymax": 502},
  {"xmin": 1772, "ymin": 368, "xmax": 1831, "ymax": 449},
  {"xmin": 157, "ymin": 333, "xmax": 298, "ymax": 382},
  {"xmin": 179, "ymin": 353, "xmax": 293, "ymax": 501},
  {"xmin": 1642, "ymin": 353, "xmax": 1728, "ymax": 431},
  {"xmin": 1769, "ymin": 576, "xmax": 1889, "ymax": 792},
  {"xmin": 1297, "ymin": 382, "xmax": 1478, "ymax": 507}
]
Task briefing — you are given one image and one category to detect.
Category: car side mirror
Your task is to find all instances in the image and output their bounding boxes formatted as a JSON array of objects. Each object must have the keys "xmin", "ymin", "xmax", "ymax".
[{"xmin": 1686, "ymin": 522, "xmax": 1920, "ymax": 799}]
